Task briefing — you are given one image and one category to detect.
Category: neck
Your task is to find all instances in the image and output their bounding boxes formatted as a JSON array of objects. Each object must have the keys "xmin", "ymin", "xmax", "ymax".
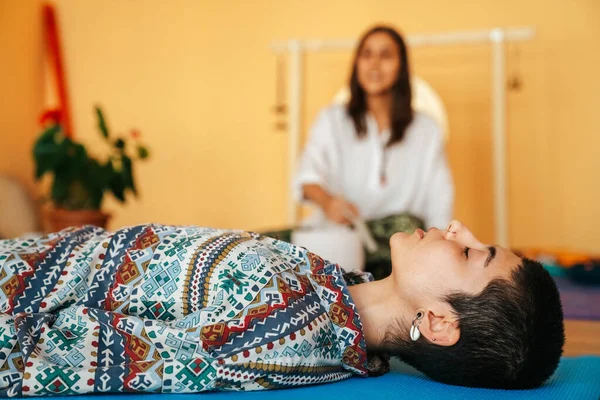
[
  {"xmin": 366, "ymin": 92, "xmax": 393, "ymax": 132},
  {"xmin": 347, "ymin": 275, "xmax": 412, "ymax": 352}
]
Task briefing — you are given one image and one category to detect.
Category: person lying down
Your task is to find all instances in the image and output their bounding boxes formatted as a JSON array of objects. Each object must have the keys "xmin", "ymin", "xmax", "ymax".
[{"xmin": 0, "ymin": 220, "xmax": 564, "ymax": 396}]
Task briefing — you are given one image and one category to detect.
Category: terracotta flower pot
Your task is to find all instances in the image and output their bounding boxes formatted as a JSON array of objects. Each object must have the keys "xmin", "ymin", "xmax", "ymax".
[{"xmin": 46, "ymin": 208, "xmax": 111, "ymax": 232}]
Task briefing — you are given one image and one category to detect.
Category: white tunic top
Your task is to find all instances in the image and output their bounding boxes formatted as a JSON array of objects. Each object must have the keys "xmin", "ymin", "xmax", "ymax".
[{"xmin": 293, "ymin": 104, "xmax": 454, "ymax": 229}]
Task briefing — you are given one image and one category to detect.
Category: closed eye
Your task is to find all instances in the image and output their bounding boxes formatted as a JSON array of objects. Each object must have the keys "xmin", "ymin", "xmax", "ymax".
[{"xmin": 463, "ymin": 247, "xmax": 470, "ymax": 259}]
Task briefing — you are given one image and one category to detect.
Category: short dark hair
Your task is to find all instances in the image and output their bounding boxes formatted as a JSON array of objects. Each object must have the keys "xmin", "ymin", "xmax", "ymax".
[
  {"xmin": 348, "ymin": 25, "xmax": 413, "ymax": 146},
  {"xmin": 389, "ymin": 258, "xmax": 565, "ymax": 389}
]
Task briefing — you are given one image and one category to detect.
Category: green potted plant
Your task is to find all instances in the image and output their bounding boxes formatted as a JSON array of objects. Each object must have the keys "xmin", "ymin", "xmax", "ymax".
[{"xmin": 34, "ymin": 106, "xmax": 150, "ymax": 231}]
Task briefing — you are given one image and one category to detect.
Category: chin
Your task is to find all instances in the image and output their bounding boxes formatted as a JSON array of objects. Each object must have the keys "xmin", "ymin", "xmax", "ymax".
[
  {"xmin": 389, "ymin": 231, "xmax": 408, "ymax": 247},
  {"xmin": 359, "ymin": 83, "xmax": 393, "ymax": 97}
]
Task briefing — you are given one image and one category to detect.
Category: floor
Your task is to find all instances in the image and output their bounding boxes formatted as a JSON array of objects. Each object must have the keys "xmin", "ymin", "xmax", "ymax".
[{"xmin": 563, "ymin": 319, "xmax": 600, "ymax": 356}]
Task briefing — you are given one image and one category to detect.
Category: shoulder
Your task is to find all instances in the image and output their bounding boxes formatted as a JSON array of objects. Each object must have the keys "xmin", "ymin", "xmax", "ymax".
[
  {"xmin": 397, "ymin": 111, "xmax": 445, "ymax": 154},
  {"xmin": 407, "ymin": 111, "xmax": 443, "ymax": 143},
  {"xmin": 308, "ymin": 104, "xmax": 354, "ymax": 144},
  {"xmin": 313, "ymin": 103, "xmax": 352, "ymax": 128},
  {"xmin": 320, "ymin": 103, "xmax": 350, "ymax": 119}
]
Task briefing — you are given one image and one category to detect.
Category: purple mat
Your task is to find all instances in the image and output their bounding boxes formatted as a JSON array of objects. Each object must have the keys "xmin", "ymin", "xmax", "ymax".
[{"xmin": 554, "ymin": 277, "xmax": 600, "ymax": 320}]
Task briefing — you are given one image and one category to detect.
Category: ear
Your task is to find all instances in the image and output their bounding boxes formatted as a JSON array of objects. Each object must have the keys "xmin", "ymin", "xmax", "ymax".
[{"xmin": 418, "ymin": 305, "xmax": 460, "ymax": 346}]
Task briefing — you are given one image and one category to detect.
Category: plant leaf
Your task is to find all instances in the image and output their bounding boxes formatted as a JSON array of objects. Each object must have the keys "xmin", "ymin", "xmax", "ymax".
[
  {"xmin": 114, "ymin": 138, "xmax": 125, "ymax": 150},
  {"xmin": 121, "ymin": 155, "xmax": 136, "ymax": 195},
  {"xmin": 137, "ymin": 145, "xmax": 149, "ymax": 159},
  {"xmin": 108, "ymin": 159, "xmax": 126, "ymax": 202},
  {"xmin": 51, "ymin": 175, "xmax": 70, "ymax": 206},
  {"xmin": 95, "ymin": 106, "xmax": 109, "ymax": 139},
  {"xmin": 32, "ymin": 125, "xmax": 62, "ymax": 179}
]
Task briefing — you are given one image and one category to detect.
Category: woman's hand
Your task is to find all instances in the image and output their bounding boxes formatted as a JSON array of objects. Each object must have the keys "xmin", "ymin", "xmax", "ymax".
[
  {"xmin": 302, "ymin": 184, "xmax": 360, "ymax": 225},
  {"xmin": 324, "ymin": 196, "xmax": 360, "ymax": 225}
]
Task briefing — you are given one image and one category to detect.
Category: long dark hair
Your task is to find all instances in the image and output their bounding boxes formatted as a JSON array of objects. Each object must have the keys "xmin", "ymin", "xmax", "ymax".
[{"xmin": 347, "ymin": 26, "xmax": 413, "ymax": 146}]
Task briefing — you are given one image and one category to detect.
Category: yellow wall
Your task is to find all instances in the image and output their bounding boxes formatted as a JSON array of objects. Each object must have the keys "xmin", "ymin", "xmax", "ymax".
[
  {"xmin": 0, "ymin": 0, "xmax": 43, "ymax": 195},
  {"xmin": 1, "ymin": 0, "xmax": 599, "ymax": 252}
]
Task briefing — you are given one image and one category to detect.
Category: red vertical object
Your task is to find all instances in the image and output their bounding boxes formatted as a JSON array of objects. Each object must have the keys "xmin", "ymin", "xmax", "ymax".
[{"xmin": 43, "ymin": 3, "xmax": 73, "ymax": 138}]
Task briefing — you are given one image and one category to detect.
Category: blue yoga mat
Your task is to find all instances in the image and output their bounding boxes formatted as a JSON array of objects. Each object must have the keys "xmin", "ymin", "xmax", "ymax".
[{"xmin": 47, "ymin": 356, "xmax": 600, "ymax": 400}]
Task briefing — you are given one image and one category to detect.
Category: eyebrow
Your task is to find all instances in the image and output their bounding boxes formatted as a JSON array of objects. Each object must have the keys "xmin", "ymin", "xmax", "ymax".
[{"xmin": 484, "ymin": 246, "xmax": 497, "ymax": 267}]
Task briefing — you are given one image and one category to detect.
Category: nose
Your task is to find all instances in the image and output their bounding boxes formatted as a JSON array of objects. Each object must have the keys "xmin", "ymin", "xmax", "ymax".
[
  {"xmin": 445, "ymin": 220, "xmax": 487, "ymax": 250},
  {"xmin": 369, "ymin": 55, "xmax": 381, "ymax": 66},
  {"xmin": 426, "ymin": 227, "xmax": 445, "ymax": 239}
]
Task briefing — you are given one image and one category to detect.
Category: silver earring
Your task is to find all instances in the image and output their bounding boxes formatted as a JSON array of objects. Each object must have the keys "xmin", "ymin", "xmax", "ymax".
[{"xmin": 410, "ymin": 311, "xmax": 423, "ymax": 341}]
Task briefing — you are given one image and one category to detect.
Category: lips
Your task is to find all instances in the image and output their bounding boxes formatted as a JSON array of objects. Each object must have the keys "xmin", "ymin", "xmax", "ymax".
[{"xmin": 414, "ymin": 229, "xmax": 425, "ymax": 239}]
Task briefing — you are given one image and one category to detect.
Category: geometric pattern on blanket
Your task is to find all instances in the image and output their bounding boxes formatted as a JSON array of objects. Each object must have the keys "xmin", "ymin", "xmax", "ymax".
[{"xmin": 0, "ymin": 224, "xmax": 371, "ymax": 397}]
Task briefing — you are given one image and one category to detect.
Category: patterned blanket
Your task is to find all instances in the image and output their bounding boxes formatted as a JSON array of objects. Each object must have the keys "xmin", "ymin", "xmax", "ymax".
[{"xmin": 0, "ymin": 224, "xmax": 375, "ymax": 397}]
